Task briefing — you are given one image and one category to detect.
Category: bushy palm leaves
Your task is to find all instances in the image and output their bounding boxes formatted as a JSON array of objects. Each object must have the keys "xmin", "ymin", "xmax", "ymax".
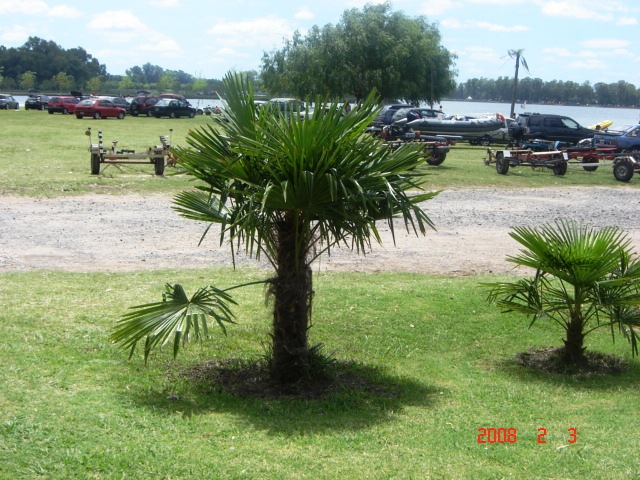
[
  {"xmin": 485, "ymin": 220, "xmax": 640, "ymax": 366},
  {"xmin": 111, "ymin": 72, "xmax": 439, "ymax": 383}
]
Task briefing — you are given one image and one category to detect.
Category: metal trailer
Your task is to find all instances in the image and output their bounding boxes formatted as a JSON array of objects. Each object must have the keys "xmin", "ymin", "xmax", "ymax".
[
  {"xmin": 484, "ymin": 148, "xmax": 569, "ymax": 175},
  {"xmin": 86, "ymin": 128, "xmax": 173, "ymax": 175},
  {"xmin": 484, "ymin": 144, "xmax": 623, "ymax": 176},
  {"xmin": 381, "ymin": 126, "xmax": 454, "ymax": 166}
]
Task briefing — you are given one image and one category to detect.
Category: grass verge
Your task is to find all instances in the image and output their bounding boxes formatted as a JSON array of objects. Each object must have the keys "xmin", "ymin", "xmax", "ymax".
[{"xmin": 1, "ymin": 268, "xmax": 639, "ymax": 479}]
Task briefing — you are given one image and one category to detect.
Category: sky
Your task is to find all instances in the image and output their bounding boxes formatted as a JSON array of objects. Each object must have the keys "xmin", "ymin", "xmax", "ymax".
[{"xmin": 1, "ymin": 0, "xmax": 639, "ymax": 87}]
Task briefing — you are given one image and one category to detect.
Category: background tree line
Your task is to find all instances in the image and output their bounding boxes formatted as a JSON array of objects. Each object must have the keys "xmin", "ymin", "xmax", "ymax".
[{"xmin": 452, "ymin": 76, "xmax": 639, "ymax": 107}]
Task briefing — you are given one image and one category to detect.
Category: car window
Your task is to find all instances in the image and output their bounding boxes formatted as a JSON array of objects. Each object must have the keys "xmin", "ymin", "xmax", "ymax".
[
  {"xmin": 528, "ymin": 116, "xmax": 541, "ymax": 128},
  {"xmin": 560, "ymin": 117, "xmax": 579, "ymax": 129},
  {"xmin": 544, "ymin": 117, "xmax": 563, "ymax": 128}
]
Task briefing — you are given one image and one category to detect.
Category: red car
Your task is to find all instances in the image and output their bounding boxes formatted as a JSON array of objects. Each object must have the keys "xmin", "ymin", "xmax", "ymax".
[
  {"xmin": 47, "ymin": 96, "xmax": 81, "ymax": 114},
  {"xmin": 75, "ymin": 98, "xmax": 126, "ymax": 119}
]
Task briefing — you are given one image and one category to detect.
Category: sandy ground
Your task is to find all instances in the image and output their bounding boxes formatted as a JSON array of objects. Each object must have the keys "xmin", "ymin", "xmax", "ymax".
[{"xmin": 1, "ymin": 186, "xmax": 639, "ymax": 276}]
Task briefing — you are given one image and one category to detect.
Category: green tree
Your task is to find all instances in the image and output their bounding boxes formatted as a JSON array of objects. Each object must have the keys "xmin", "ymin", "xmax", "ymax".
[
  {"xmin": 52, "ymin": 71, "xmax": 72, "ymax": 92},
  {"xmin": 261, "ymin": 2, "xmax": 456, "ymax": 104},
  {"xmin": 157, "ymin": 72, "xmax": 177, "ymax": 92},
  {"xmin": 85, "ymin": 75, "xmax": 102, "ymax": 94},
  {"xmin": 118, "ymin": 75, "xmax": 134, "ymax": 92},
  {"xmin": 20, "ymin": 71, "xmax": 37, "ymax": 90},
  {"xmin": 485, "ymin": 220, "xmax": 640, "ymax": 368},
  {"xmin": 111, "ymin": 72, "xmax": 438, "ymax": 384}
]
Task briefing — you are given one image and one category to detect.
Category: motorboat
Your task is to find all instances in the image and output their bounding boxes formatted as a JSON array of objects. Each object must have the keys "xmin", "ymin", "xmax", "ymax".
[{"xmin": 393, "ymin": 111, "xmax": 507, "ymax": 145}]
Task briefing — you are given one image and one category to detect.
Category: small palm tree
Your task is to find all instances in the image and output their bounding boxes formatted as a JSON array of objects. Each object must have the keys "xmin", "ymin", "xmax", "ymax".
[
  {"xmin": 111, "ymin": 72, "xmax": 439, "ymax": 384},
  {"xmin": 485, "ymin": 220, "xmax": 640, "ymax": 368}
]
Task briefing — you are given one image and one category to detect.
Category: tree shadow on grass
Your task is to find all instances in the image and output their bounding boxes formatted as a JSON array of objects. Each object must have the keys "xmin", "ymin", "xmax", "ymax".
[
  {"xmin": 496, "ymin": 345, "xmax": 640, "ymax": 391},
  {"xmin": 127, "ymin": 358, "xmax": 441, "ymax": 434}
]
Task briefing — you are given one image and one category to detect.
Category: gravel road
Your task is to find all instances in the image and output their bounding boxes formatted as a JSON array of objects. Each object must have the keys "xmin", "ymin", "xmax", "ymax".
[{"xmin": 1, "ymin": 187, "xmax": 639, "ymax": 275}]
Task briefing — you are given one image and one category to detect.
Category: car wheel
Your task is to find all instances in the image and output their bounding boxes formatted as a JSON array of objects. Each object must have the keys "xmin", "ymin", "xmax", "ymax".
[
  {"xmin": 146, "ymin": 110, "xmax": 154, "ymax": 117},
  {"xmin": 93, "ymin": 112, "xmax": 101, "ymax": 120},
  {"xmin": 613, "ymin": 159, "xmax": 635, "ymax": 182},
  {"xmin": 495, "ymin": 152, "xmax": 509, "ymax": 174},
  {"xmin": 117, "ymin": 112, "xmax": 125, "ymax": 120},
  {"xmin": 581, "ymin": 155, "xmax": 599, "ymax": 172},
  {"xmin": 48, "ymin": 110, "xmax": 54, "ymax": 114},
  {"xmin": 76, "ymin": 114, "xmax": 84, "ymax": 119},
  {"xmin": 63, "ymin": 108, "xmax": 69, "ymax": 115},
  {"xmin": 169, "ymin": 112, "xmax": 176, "ymax": 119},
  {"xmin": 189, "ymin": 111, "xmax": 195, "ymax": 118}
]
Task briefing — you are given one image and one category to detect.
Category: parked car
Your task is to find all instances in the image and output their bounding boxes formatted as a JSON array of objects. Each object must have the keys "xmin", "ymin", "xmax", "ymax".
[
  {"xmin": 265, "ymin": 98, "xmax": 312, "ymax": 120},
  {"xmin": 47, "ymin": 96, "xmax": 81, "ymax": 114},
  {"xmin": 130, "ymin": 94, "xmax": 159, "ymax": 116},
  {"xmin": 109, "ymin": 97, "xmax": 131, "ymax": 113},
  {"xmin": 0, "ymin": 94, "xmax": 19, "ymax": 110},
  {"xmin": 593, "ymin": 124, "xmax": 640, "ymax": 153},
  {"xmin": 25, "ymin": 95, "xmax": 50, "ymax": 110},
  {"xmin": 151, "ymin": 98, "xmax": 196, "ymax": 118},
  {"xmin": 508, "ymin": 112, "xmax": 596, "ymax": 145},
  {"xmin": 367, "ymin": 103, "xmax": 415, "ymax": 134},
  {"xmin": 75, "ymin": 98, "xmax": 126, "ymax": 119}
]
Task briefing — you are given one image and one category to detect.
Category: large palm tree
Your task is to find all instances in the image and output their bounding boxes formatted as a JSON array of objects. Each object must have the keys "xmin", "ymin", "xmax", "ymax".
[
  {"xmin": 111, "ymin": 72, "xmax": 439, "ymax": 384},
  {"xmin": 485, "ymin": 220, "xmax": 640, "ymax": 367}
]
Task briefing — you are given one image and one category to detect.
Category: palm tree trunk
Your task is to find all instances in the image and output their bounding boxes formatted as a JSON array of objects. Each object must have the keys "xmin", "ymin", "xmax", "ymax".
[
  {"xmin": 270, "ymin": 214, "xmax": 311, "ymax": 384},
  {"xmin": 562, "ymin": 314, "xmax": 586, "ymax": 366}
]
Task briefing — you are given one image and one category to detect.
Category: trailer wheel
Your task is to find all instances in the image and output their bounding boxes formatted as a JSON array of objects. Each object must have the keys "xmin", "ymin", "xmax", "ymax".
[
  {"xmin": 426, "ymin": 150, "xmax": 446, "ymax": 166},
  {"xmin": 495, "ymin": 152, "xmax": 509, "ymax": 175},
  {"xmin": 480, "ymin": 135, "xmax": 491, "ymax": 147},
  {"xmin": 154, "ymin": 157, "xmax": 165, "ymax": 176},
  {"xmin": 613, "ymin": 159, "xmax": 634, "ymax": 182},
  {"xmin": 91, "ymin": 153, "xmax": 101, "ymax": 175},
  {"xmin": 552, "ymin": 156, "xmax": 567, "ymax": 176},
  {"xmin": 581, "ymin": 155, "xmax": 599, "ymax": 172}
]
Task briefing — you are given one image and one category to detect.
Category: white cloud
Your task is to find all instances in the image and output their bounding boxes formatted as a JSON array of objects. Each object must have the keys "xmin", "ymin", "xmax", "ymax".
[
  {"xmin": 533, "ymin": 0, "xmax": 614, "ymax": 20},
  {"xmin": 581, "ymin": 38, "xmax": 630, "ymax": 49},
  {"xmin": 147, "ymin": 0, "xmax": 180, "ymax": 6},
  {"xmin": 542, "ymin": 47, "xmax": 571, "ymax": 57},
  {"xmin": 0, "ymin": 25, "xmax": 33, "ymax": 42},
  {"xmin": 442, "ymin": 19, "xmax": 529, "ymax": 32},
  {"xmin": 0, "ymin": 1, "xmax": 81, "ymax": 17},
  {"xmin": 617, "ymin": 16, "xmax": 637, "ymax": 25},
  {"xmin": 0, "ymin": 0, "xmax": 48, "ymax": 14},
  {"xmin": 295, "ymin": 7, "xmax": 315, "ymax": 21},
  {"xmin": 47, "ymin": 5, "xmax": 82, "ymax": 17},
  {"xmin": 418, "ymin": 0, "xmax": 459, "ymax": 16},
  {"xmin": 207, "ymin": 17, "xmax": 294, "ymax": 50},
  {"xmin": 87, "ymin": 10, "xmax": 148, "ymax": 31}
]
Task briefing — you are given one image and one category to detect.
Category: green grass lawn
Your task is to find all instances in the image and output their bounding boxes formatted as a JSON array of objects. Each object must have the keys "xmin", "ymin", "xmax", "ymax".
[
  {"xmin": 1, "ymin": 269, "xmax": 639, "ymax": 479},
  {"xmin": 0, "ymin": 108, "xmax": 635, "ymax": 197},
  {"xmin": 1, "ymin": 109, "xmax": 639, "ymax": 479}
]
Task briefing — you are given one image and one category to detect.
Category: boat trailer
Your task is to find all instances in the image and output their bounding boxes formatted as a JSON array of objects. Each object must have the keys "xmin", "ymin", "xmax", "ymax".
[
  {"xmin": 381, "ymin": 125, "xmax": 454, "ymax": 166},
  {"xmin": 86, "ymin": 128, "xmax": 174, "ymax": 175},
  {"xmin": 484, "ymin": 143, "xmax": 625, "ymax": 177}
]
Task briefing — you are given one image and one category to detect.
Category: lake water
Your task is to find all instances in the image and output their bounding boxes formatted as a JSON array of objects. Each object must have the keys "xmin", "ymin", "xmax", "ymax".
[{"xmin": 10, "ymin": 94, "xmax": 640, "ymax": 130}]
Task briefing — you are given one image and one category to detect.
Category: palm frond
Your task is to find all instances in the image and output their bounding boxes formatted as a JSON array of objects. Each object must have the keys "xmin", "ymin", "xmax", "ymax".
[{"xmin": 110, "ymin": 284, "xmax": 237, "ymax": 362}]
